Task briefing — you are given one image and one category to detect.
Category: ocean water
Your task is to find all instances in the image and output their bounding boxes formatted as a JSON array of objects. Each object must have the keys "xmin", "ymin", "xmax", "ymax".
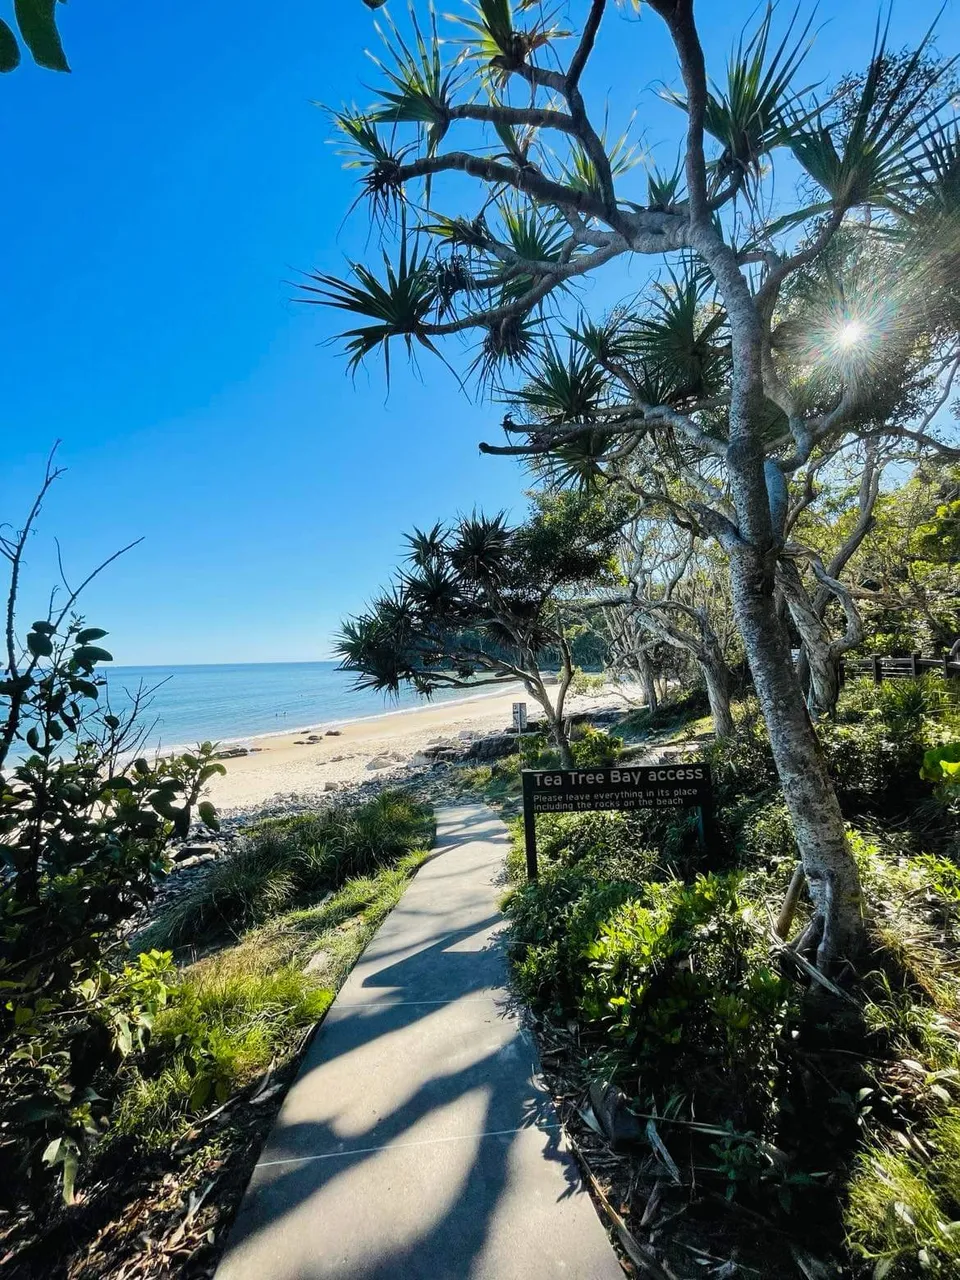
[{"xmin": 101, "ymin": 662, "xmax": 514, "ymax": 753}]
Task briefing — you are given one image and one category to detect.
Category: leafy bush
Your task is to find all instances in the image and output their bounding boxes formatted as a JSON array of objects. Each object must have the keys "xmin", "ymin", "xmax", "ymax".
[
  {"xmin": 921, "ymin": 743, "xmax": 960, "ymax": 805},
  {"xmin": 507, "ymin": 868, "xmax": 639, "ymax": 1016},
  {"xmin": 2, "ymin": 949, "xmax": 177, "ymax": 1204},
  {"xmin": 0, "ymin": 473, "xmax": 226, "ymax": 1203},
  {"xmin": 578, "ymin": 874, "xmax": 791, "ymax": 1114},
  {"xmin": 513, "ymin": 809, "xmax": 660, "ymax": 883},
  {"xmin": 144, "ymin": 790, "xmax": 434, "ymax": 947},
  {"xmin": 506, "ymin": 858, "xmax": 792, "ymax": 1125},
  {"xmin": 822, "ymin": 677, "xmax": 959, "ymax": 816},
  {"xmin": 570, "ymin": 724, "xmax": 623, "ymax": 766}
]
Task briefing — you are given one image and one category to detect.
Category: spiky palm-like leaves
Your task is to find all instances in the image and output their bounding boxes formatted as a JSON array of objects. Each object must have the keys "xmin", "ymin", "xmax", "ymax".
[
  {"xmin": 558, "ymin": 130, "xmax": 640, "ymax": 203},
  {"xmin": 337, "ymin": 495, "xmax": 623, "ymax": 699},
  {"xmin": 779, "ymin": 18, "xmax": 959, "ymax": 224},
  {"xmin": 404, "ymin": 522, "xmax": 447, "ymax": 568},
  {"xmin": 300, "ymin": 236, "xmax": 440, "ymax": 380},
  {"xmin": 453, "ymin": 0, "xmax": 567, "ymax": 77},
  {"xmin": 506, "ymin": 341, "xmax": 607, "ymax": 428},
  {"xmin": 448, "ymin": 512, "xmax": 511, "ymax": 582},
  {"xmin": 632, "ymin": 272, "xmax": 729, "ymax": 402},
  {"xmin": 666, "ymin": 5, "xmax": 816, "ymax": 192},
  {"xmin": 331, "ymin": 110, "xmax": 415, "ymax": 220},
  {"xmin": 471, "ymin": 311, "xmax": 540, "ymax": 386},
  {"xmin": 368, "ymin": 7, "xmax": 466, "ymax": 157}
]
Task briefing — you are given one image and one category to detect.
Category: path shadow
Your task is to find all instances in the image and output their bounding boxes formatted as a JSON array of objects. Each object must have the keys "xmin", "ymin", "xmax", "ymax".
[{"xmin": 216, "ymin": 809, "xmax": 595, "ymax": 1280}]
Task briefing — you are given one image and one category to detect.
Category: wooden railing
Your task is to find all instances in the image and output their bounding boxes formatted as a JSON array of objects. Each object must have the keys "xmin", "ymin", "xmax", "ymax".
[{"xmin": 839, "ymin": 654, "xmax": 960, "ymax": 684}]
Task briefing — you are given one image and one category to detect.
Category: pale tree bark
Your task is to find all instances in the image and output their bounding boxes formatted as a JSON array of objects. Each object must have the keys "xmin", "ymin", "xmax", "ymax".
[
  {"xmin": 785, "ymin": 450, "xmax": 881, "ymax": 715},
  {"xmin": 521, "ymin": 640, "xmax": 575, "ymax": 768},
  {"xmin": 636, "ymin": 645, "xmax": 659, "ymax": 715},
  {"xmin": 657, "ymin": 0, "xmax": 866, "ymax": 963},
  {"xmin": 726, "ymin": 536, "xmax": 863, "ymax": 966}
]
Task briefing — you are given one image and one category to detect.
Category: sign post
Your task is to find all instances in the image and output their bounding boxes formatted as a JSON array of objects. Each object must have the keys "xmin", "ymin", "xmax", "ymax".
[
  {"xmin": 521, "ymin": 762, "xmax": 714, "ymax": 880},
  {"xmin": 512, "ymin": 702, "xmax": 528, "ymax": 757}
]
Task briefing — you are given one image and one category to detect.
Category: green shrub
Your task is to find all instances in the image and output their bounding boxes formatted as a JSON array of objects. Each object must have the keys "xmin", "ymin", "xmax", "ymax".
[
  {"xmin": 570, "ymin": 724, "xmax": 623, "ymax": 767},
  {"xmin": 143, "ymin": 791, "xmax": 434, "ymax": 947},
  {"xmin": 822, "ymin": 677, "xmax": 960, "ymax": 817},
  {"xmin": 520, "ymin": 810, "xmax": 660, "ymax": 882},
  {"xmin": 921, "ymin": 743, "xmax": 960, "ymax": 806},
  {"xmin": 507, "ymin": 868, "xmax": 639, "ymax": 1016},
  {"xmin": 1, "ymin": 948, "xmax": 177, "ymax": 1204},
  {"xmin": 578, "ymin": 874, "xmax": 790, "ymax": 1108},
  {"xmin": 506, "ymin": 861, "xmax": 792, "ymax": 1124}
]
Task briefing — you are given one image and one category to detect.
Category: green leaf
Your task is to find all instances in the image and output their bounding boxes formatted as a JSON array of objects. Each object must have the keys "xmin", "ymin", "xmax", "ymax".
[
  {"xmin": 104, "ymin": 714, "xmax": 120, "ymax": 730},
  {"xmin": 26, "ymin": 727, "xmax": 40, "ymax": 751},
  {"xmin": 30, "ymin": 620, "xmax": 56, "ymax": 635},
  {"xmin": 42, "ymin": 1137, "xmax": 63, "ymax": 1166},
  {"xmin": 73, "ymin": 645, "xmax": 113, "ymax": 666},
  {"xmin": 14, "ymin": 0, "xmax": 69, "ymax": 72},
  {"xmin": 61, "ymin": 1144, "xmax": 78, "ymax": 1204},
  {"xmin": 198, "ymin": 800, "xmax": 220, "ymax": 831},
  {"xmin": 0, "ymin": 19, "xmax": 21, "ymax": 71},
  {"xmin": 76, "ymin": 628, "xmax": 108, "ymax": 645},
  {"xmin": 189, "ymin": 1076, "xmax": 212, "ymax": 1111},
  {"xmin": 26, "ymin": 631, "xmax": 53, "ymax": 658}
]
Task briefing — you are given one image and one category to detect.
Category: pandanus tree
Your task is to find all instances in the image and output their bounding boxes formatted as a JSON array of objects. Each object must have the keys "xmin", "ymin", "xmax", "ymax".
[
  {"xmin": 320, "ymin": 0, "xmax": 960, "ymax": 968},
  {"xmin": 336, "ymin": 493, "xmax": 625, "ymax": 766}
]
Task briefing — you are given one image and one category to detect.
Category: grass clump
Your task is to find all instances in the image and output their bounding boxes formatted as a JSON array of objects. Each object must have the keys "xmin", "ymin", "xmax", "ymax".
[
  {"xmin": 847, "ymin": 1128, "xmax": 960, "ymax": 1277},
  {"xmin": 142, "ymin": 790, "xmax": 434, "ymax": 948},
  {"xmin": 114, "ymin": 963, "xmax": 332, "ymax": 1142},
  {"xmin": 115, "ymin": 844, "xmax": 432, "ymax": 1147}
]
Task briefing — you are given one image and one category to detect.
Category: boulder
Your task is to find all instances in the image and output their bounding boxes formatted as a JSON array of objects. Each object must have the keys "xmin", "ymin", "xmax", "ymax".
[
  {"xmin": 306, "ymin": 734, "xmax": 322, "ymax": 743},
  {"xmin": 466, "ymin": 733, "xmax": 517, "ymax": 762},
  {"xmin": 323, "ymin": 781, "xmax": 339, "ymax": 792},
  {"xmin": 325, "ymin": 729, "xmax": 342, "ymax": 737},
  {"xmin": 213, "ymin": 746, "xmax": 248, "ymax": 760},
  {"xmin": 367, "ymin": 756, "xmax": 392, "ymax": 770}
]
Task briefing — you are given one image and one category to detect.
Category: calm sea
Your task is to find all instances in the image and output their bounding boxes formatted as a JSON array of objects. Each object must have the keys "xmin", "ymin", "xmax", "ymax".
[{"xmin": 102, "ymin": 662, "xmax": 514, "ymax": 753}]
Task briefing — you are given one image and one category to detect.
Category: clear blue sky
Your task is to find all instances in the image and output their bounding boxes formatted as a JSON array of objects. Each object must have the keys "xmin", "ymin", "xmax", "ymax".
[{"xmin": 2, "ymin": 0, "xmax": 955, "ymax": 664}]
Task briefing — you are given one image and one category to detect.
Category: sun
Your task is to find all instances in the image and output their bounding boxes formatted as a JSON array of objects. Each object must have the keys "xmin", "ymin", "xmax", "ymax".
[{"xmin": 835, "ymin": 319, "xmax": 868, "ymax": 350}]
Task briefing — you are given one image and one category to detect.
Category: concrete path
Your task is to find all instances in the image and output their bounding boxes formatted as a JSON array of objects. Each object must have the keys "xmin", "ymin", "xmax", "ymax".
[{"xmin": 216, "ymin": 804, "xmax": 622, "ymax": 1280}]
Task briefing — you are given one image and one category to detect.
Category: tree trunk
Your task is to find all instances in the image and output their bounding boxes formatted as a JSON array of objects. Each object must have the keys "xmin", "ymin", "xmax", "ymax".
[
  {"xmin": 777, "ymin": 561, "xmax": 842, "ymax": 720},
  {"xmin": 727, "ymin": 543, "xmax": 863, "ymax": 967},
  {"xmin": 636, "ymin": 648, "xmax": 659, "ymax": 714},
  {"xmin": 700, "ymin": 653, "xmax": 734, "ymax": 738},
  {"xmin": 525, "ymin": 675, "xmax": 574, "ymax": 768}
]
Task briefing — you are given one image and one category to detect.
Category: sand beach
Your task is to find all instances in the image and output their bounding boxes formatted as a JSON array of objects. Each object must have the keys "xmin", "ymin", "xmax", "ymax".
[{"xmin": 205, "ymin": 684, "xmax": 627, "ymax": 811}]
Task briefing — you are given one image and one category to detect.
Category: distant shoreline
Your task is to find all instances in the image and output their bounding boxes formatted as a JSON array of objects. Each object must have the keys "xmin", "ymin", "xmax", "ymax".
[
  {"xmin": 203, "ymin": 683, "xmax": 627, "ymax": 812},
  {"xmin": 161, "ymin": 680, "xmax": 529, "ymax": 756}
]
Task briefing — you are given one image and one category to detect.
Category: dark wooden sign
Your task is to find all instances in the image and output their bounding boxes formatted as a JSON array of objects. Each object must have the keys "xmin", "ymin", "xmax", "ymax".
[{"xmin": 521, "ymin": 762, "xmax": 713, "ymax": 879}]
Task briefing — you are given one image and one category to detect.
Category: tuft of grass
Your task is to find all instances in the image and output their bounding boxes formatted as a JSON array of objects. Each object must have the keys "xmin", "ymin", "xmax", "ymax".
[
  {"xmin": 846, "ymin": 1136, "xmax": 960, "ymax": 1276},
  {"xmin": 141, "ymin": 791, "xmax": 434, "ymax": 949},
  {"xmin": 114, "ymin": 965, "xmax": 332, "ymax": 1144},
  {"xmin": 115, "ymin": 845, "xmax": 431, "ymax": 1146}
]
